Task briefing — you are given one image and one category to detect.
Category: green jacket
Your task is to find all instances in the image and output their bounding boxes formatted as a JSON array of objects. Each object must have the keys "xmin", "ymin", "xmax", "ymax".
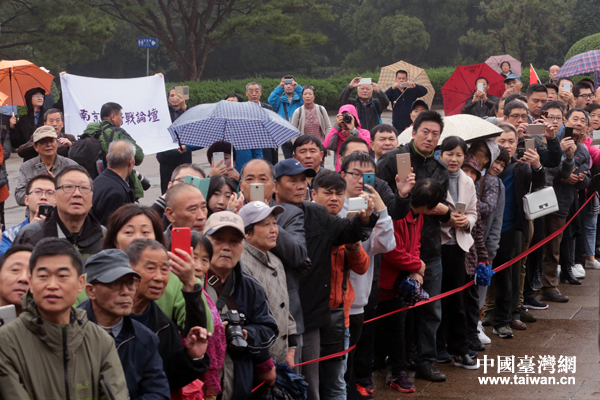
[
  {"xmin": 0, "ymin": 292, "xmax": 129, "ymax": 399},
  {"xmin": 83, "ymin": 121, "xmax": 145, "ymax": 199}
]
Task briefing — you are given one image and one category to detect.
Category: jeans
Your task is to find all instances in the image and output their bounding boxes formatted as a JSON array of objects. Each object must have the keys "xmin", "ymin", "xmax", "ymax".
[
  {"xmin": 353, "ymin": 281, "xmax": 379, "ymax": 387},
  {"xmin": 415, "ymin": 257, "xmax": 442, "ymax": 365},
  {"xmin": 319, "ymin": 328, "xmax": 350, "ymax": 400},
  {"xmin": 583, "ymin": 200, "xmax": 598, "ymax": 257}
]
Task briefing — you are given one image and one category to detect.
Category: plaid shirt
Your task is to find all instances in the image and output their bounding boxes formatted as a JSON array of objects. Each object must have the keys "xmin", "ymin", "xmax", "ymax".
[{"xmin": 241, "ymin": 242, "xmax": 296, "ymax": 363}]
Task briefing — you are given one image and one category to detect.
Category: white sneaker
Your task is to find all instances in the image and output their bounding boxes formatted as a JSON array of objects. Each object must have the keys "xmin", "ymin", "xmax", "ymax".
[
  {"xmin": 477, "ymin": 320, "xmax": 491, "ymax": 345},
  {"xmin": 557, "ymin": 264, "xmax": 561, "ymax": 277},
  {"xmin": 573, "ymin": 264, "xmax": 586, "ymax": 279},
  {"xmin": 584, "ymin": 259, "xmax": 600, "ymax": 270}
]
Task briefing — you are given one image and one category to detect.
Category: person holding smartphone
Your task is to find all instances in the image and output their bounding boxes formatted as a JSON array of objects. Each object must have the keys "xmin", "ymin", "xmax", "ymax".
[
  {"xmin": 340, "ymin": 76, "xmax": 390, "ymax": 131},
  {"xmin": 268, "ymin": 75, "xmax": 304, "ymax": 160},
  {"xmin": 461, "ymin": 77, "xmax": 498, "ymax": 118},
  {"xmin": 385, "ymin": 70, "xmax": 428, "ymax": 132}
]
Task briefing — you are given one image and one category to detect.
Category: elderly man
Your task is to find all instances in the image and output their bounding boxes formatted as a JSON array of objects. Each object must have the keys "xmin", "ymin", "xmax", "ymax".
[
  {"xmin": 151, "ymin": 163, "xmax": 206, "ymax": 223},
  {"xmin": 17, "ymin": 108, "xmax": 76, "ymax": 161},
  {"xmin": 79, "ymin": 249, "xmax": 171, "ymax": 399},
  {"xmin": 92, "ymin": 140, "xmax": 136, "ymax": 225},
  {"xmin": 385, "ymin": 70, "xmax": 428, "ymax": 132},
  {"xmin": 502, "ymin": 74, "xmax": 523, "ymax": 97},
  {"xmin": 0, "ymin": 237, "xmax": 128, "ymax": 398},
  {"xmin": 15, "ymin": 125, "xmax": 78, "ymax": 207},
  {"xmin": 0, "ymin": 244, "xmax": 33, "ymax": 316},
  {"xmin": 340, "ymin": 77, "xmax": 390, "ymax": 131},
  {"xmin": 164, "ymin": 183, "xmax": 208, "ymax": 246},
  {"xmin": 14, "ymin": 166, "xmax": 105, "ymax": 260},
  {"xmin": 548, "ymin": 65, "xmax": 560, "ymax": 84}
]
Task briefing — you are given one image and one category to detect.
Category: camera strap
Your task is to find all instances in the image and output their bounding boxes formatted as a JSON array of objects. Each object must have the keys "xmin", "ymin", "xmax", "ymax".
[{"xmin": 207, "ymin": 270, "xmax": 237, "ymax": 313}]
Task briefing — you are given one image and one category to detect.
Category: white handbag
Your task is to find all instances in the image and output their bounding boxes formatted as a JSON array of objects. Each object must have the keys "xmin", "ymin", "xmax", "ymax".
[{"xmin": 523, "ymin": 186, "xmax": 559, "ymax": 220}]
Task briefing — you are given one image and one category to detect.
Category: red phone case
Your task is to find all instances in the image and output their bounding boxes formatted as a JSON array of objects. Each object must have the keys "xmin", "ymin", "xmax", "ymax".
[{"xmin": 171, "ymin": 227, "xmax": 192, "ymax": 255}]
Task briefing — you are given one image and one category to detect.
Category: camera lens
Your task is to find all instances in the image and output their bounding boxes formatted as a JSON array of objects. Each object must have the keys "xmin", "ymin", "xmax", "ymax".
[{"xmin": 342, "ymin": 114, "xmax": 353, "ymax": 124}]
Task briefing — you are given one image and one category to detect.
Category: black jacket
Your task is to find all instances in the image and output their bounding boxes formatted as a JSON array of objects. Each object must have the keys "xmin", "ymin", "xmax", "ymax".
[
  {"xmin": 130, "ymin": 294, "xmax": 209, "ymax": 392},
  {"xmin": 546, "ymin": 142, "xmax": 589, "ymax": 218},
  {"xmin": 79, "ymin": 300, "xmax": 171, "ymax": 400},
  {"xmin": 9, "ymin": 88, "xmax": 45, "ymax": 148},
  {"xmin": 385, "ymin": 85, "xmax": 428, "ymax": 132},
  {"xmin": 376, "ymin": 141, "xmax": 450, "ymax": 262},
  {"xmin": 517, "ymin": 134, "xmax": 562, "ymax": 169},
  {"xmin": 156, "ymin": 106, "xmax": 192, "ymax": 165},
  {"xmin": 339, "ymin": 85, "xmax": 390, "ymax": 130},
  {"xmin": 269, "ymin": 199, "xmax": 309, "ymax": 334},
  {"xmin": 297, "ymin": 201, "xmax": 379, "ymax": 330},
  {"xmin": 374, "ymin": 176, "xmax": 411, "ymax": 220},
  {"xmin": 91, "ymin": 168, "xmax": 135, "ymax": 226},
  {"xmin": 461, "ymin": 94, "xmax": 499, "ymax": 118}
]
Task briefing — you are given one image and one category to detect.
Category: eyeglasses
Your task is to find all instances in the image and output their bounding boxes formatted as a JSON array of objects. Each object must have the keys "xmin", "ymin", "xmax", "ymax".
[
  {"xmin": 27, "ymin": 189, "xmax": 56, "ymax": 197},
  {"xmin": 544, "ymin": 116, "xmax": 563, "ymax": 122},
  {"xmin": 57, "ymin": 184, "xmax": 92, "ymax": 194},
  {"xmin": 578, "ymin": 94, "xmax": 594, "ymax": 100},
  {"xmin": 32, "ymin": 94, "xmax": 44, "ymax": 99},
  {"xmin": 173, "ymin": 177, "xmax": 186, "ymax": 183},
  {"xmin": 102, "ymin": 277, "xmax": 140, "ymax": 290},
  {"xmin": 508, "ymin": 114, "xmax": 529, "ymax": 121}
]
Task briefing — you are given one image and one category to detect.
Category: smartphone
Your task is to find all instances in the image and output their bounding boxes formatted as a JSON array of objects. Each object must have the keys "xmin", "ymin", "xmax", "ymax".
[
  {"xmin": 564, "ymin": 126, "xmax": 574, "ymax": 139},
  {"xmin": 396, "ymin": 154, "xmax": 411, "ymax": 181},
  {"xmin": 517, "ymin": 147, "xmax": 525, "ymax": 159},
  {"xmin": 348, "ymin": 197, "xmax": 368, "ymax": 211},
  {"xmin": 363, "ymin": 173, "xmax": 376, "ymax": 194},
  {"xmin": 524, "ymin": 138, "xmax": 535, "ymax": 152},
  {"xmin": 175, "ymin": 86, "xmax": 190, "ymax": 100},
  {"xmin": 399, "ymin": 82, "xmax": 410, "ymax": 88},
  {"xmin": 455, "ymin": 202, "xmax": 467, "ymax": 215},
  {"xmin": 284, "ymin": 78, "xmax": 293, "ymax": 85},
  {"xmin": 184, "ymin": 175, "xmax": 211, "ymax": 199},
  {"xmin": 346, "ymin": 211, "xmax": 358, "ymax": 219},
  {"xmin": 527, "ymin": 124, "xmax": 544, "ymax": 135},
  {"xmin": 171, "ymin": 227, "xmax": 192, "ymax": 256},
  {"xmin": 0, "ymin": 304, "xmax": 17, "ymax": 327},
  {"xmin": 34, "ymin": 162, "xmax": 48, "ymax": 175},
  {"xmin": 563, "ymin": 82, "xmax": 571, "ymax": 92},
  {"xmin": 359, "ymin": 78, "xmax": 372, "ymax": 85},
  {"xmin": 249, "ymin": 183, "xmax": 265, "ymax": 202},
  {"xmin": 477, "ymin": 82, "xmax": 484, "ymax": 92},
  {"xmin": 213, "ymin": 152, "xmax": 225, "ymax": 167},
  {"xmin": 38, "ymin": 204, "xmax": 53, "ymax": 217}
]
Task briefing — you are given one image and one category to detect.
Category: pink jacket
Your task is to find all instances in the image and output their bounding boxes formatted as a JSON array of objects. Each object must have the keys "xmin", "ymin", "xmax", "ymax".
[
  {"xmin": 584, "ymin": 137, "xmax": 600, "ymax": 166},
  {"xmin": 323, "ymin": 104, "xmax": 371, "ymax": 171}
]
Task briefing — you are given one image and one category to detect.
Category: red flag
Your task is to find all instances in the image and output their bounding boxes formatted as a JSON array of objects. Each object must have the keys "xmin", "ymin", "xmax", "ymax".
[{"xmin": 530, "ymin": 64, "xmax": 541, "ymax": 85}]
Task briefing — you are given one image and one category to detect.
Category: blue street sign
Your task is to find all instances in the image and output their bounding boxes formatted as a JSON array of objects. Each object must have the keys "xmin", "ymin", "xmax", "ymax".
[{"xmin": 137, "ymin": 38, "xmax": 158, "ymax": 48}]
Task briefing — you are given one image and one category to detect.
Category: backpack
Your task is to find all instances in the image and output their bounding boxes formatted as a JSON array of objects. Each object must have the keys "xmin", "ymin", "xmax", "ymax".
[{"xmin": 68, "ymin": 123, "xmax": 115, "ymax": 179}]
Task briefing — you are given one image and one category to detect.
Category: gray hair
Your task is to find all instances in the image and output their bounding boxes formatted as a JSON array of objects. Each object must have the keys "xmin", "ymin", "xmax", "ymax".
[
  {"xmin": 246, "ymin": 82, "xmax": 262, "ymax": 92},
  {"xmin": 43, "ymin": 108, "xmax": 63, "ymax": 122},
  {"xmin": 240, "ymin": 158, "xmax": 276, "ymax": 181},
  {"xmin": 107, "ymin": 140, "xmax": 136, "ymax": 169}
]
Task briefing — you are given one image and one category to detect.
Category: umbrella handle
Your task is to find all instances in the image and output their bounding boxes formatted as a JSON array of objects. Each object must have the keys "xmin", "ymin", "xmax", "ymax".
[
  {"xmin": 174, "ymin": 129, "xmax": 183, "ymax": 148},
  {"xmin": 9, "ymin": 68, "xmax": 14, "ymax": 117}
]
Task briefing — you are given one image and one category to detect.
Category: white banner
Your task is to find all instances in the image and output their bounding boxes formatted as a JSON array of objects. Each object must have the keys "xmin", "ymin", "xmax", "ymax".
[{"xmin": 61, "ymin": 73, "xmax": 178, "ymax": 155}]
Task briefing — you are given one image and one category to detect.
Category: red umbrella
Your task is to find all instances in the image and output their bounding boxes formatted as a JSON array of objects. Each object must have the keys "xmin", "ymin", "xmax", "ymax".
[{"xmin": 441, "ymin": 63, "xmax": 505, "ymax": 116}]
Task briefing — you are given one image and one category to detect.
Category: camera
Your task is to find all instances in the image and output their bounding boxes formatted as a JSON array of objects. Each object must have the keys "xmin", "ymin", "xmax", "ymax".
[
  {"xmin": 221, "ymin": 310, "xmax": 248, "ymax": 354},
  {"xmin": 342, "ymin": 113, "xmax": 353, "ymax": 124},
  {"xmin": 134, "ymin": 170, "xmax": 151, "ymax": 191}
]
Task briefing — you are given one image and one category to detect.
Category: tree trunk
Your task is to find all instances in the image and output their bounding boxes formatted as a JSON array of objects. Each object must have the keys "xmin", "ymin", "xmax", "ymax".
[{"xmin": 174, "ymin": 48, "xmax": 208, "ymax": 81}]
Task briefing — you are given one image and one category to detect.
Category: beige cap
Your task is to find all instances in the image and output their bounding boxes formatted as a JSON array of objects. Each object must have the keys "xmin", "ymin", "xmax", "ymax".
[
  {"xmin": 32, "ymin": 125, "xmax": 57, "ymax": 143},
  {"xmin": 203, "ymin": 211, "xmax": 245, "ymax": 236}
]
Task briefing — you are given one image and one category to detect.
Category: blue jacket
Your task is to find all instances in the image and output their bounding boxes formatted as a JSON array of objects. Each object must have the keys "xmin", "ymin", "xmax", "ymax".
[
  {"xmin": 79, "ymin": 300, "xmax": 170, "ymax": 400},
  {"xmin": 235, "ymin": 149, "xmax": 263, "ymax": 173},
  {"xmin": 268, "ymin": 86, "xmax": 303, "ymax": 121},
  {"xmin": 205, "ymin": 261, "xmax": 278, "ymax": 400},
  {"xmin": 0, "ymin": 217, "xmax": 29, "ymax": 256}
]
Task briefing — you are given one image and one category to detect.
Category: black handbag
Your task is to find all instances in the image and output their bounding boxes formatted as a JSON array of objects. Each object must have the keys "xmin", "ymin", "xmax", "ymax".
[
  {"xmin": 319, "ymin": 249, "xmax": 349, "ymax": 359},
  {"xmin": 0, "ymin": 166, "xmax": 8, "ymax": 188}
]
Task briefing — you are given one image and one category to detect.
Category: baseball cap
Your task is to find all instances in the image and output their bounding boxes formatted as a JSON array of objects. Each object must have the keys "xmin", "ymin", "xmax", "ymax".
[
  {"xmin": 504, "ymin": 74, "xmax": 521, "ymax": 83},
  {"xmin": 274, "ymin": 159, "xmax": 316, "ymax": 179},
  {"xmin": 85, "ymin": 249, "xmax": 141, "ymax": 284},
  {"xmin": 238, "ymin": 201, "xmax": 284, "ymax": 227},
  {"xmin": 411, "ymin": 99, "xmax": 429, "ymax": 111},
  {"xmin": 32, "ymin": 125, "xmax": 57, "ymax": 143},
  {"xmin": 203, "ymin": 211, "xmax": 245, "ymax": 236}
]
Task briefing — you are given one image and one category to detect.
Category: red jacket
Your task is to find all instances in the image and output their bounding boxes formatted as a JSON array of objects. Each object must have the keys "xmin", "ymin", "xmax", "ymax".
[
  {"xmin": 379, "ymin": 211, "xmax": 423, "ymax": 302},
  {"xmin": 330, "ymin": 244, "xmax": 369, "ymax": 327}
]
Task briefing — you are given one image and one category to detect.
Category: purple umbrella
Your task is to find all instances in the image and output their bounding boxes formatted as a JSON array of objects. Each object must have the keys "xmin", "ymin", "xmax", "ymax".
[
  {"xmin": 485, "ymin": 54, "xmax": 522, "ymax": 77},
  {"xmin": 554, "ymin": 50, "xmax": 600, "ymax": 79}
]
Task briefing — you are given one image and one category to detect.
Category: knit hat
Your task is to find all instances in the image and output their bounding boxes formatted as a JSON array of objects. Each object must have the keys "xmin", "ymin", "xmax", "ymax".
[{"xmin": 462, "ymin": 155, "xmax": 481, "ymax": 181}]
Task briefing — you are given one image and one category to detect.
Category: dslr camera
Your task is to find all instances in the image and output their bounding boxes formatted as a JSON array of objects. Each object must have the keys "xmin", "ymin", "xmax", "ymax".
[
  {"xmin": 221, "ymin": 310, "xmax": 248, "ymax": 354},
  {"xmin": 342, "ymin": 113, "xmax": 353, "ymax": 124},
  {"xmin": 134, "ymin": 169, "xmax": 151, "ymax": 191}
]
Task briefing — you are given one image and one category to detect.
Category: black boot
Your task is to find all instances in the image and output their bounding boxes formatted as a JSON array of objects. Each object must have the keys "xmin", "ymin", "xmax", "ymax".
[{"xmin": 560, "ymin": 265, "xmax": 582, "ymax": 285}]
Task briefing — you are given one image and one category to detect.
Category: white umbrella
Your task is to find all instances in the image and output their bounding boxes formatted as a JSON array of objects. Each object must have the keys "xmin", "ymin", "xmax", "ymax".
[{"xmin": 397, "ymin": 114, "xmax": 503, "ymax": 147}]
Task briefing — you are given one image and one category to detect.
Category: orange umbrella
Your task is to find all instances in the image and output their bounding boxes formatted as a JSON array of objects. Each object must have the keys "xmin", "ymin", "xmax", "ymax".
[{"xmin": 0, "ymin": 60, "xmax": 54, "ymax": 111}]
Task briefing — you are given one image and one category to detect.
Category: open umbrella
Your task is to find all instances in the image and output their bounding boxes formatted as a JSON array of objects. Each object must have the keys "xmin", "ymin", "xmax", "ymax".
[
  {"xmin": 0, "ymin": 60, "xmax": 54, "ymax": 109},
  {"xmin": 378, "ymin": 61, "xmax": 434, "ymax": 109},
  {"xmin": 554, "ymin": 50, "xmax": 600, "ymax": 79},
  {"xmin": 168, "ymin": 100, "xmax": 301, "ymax": 150},
  {"xmin": 485, "ymin": 54, "xmax": 522, "ymax": 77},
  {"xmin": 441, "ymin": 63, "xmax": 505, "ymax": 116},
  {"xmin": 396, "ymin": 114, "xmax": 503, "ymax": 146}
]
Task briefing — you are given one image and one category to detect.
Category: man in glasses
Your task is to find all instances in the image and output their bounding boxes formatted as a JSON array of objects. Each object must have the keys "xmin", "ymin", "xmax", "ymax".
[
  {"xmin": 14, "ymin": 166, "xmax": 106, "ymax": 260},
  {"xmin": 340, "ymin": 76, "xmax": 390, "ymax": 130},
  {"xmin": 14, "ymin": 125, "xmax": 78, "ymax": 209},
  {"xmin": 574, "ymin": 83, "xmax": 595, "ymax": 110},
  {"xmin": 0, "ymin": 175, "xmax": 56, "ymax": 255},
  {"xmin": 79, "ymin": 249, "xmax": 171, "ymax": 399}
]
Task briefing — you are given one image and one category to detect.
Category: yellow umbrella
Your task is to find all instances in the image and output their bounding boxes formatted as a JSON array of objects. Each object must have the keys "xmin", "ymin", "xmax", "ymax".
[{"xmin": 378, "ymin": 61, "xmax": 434, "ymax": 110}]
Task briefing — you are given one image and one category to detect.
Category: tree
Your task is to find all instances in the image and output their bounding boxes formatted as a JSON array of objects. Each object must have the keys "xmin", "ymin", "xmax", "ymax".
[
  {"xmin": 0, "ymin": 1, "xmax": 115, "ymax": 71},
  {"xmin": 90, "ymin": 0, "xmax": 333, "ymax": 81},
  {"xmin": 565, "ymin": 33, "xmax": 600, "ymax": 60},
  {"xmin": 459, "ymin": 0, "xmax": 575, "ymax": 66}
]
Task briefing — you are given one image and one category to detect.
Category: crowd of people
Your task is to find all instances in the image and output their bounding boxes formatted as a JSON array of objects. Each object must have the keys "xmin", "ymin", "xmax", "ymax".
[{"xmin": 0, "ymin": 68, "xmax": 597, "ymax": 400}]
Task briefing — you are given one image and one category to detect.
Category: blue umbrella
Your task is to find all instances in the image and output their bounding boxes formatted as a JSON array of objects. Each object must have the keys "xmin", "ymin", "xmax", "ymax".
[{"xmin": 168, "ymin": 100, "xmax": 301, "ymax": 150}]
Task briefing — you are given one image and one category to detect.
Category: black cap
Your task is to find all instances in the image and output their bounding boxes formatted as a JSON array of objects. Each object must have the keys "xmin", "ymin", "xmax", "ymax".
[
  {"xmin": 85, "ymin": 249, "xmax": 140, "ymax": 284},
  {"xmin": 411, "ymin": 99, "xmax": 429, "ymax": 111}
]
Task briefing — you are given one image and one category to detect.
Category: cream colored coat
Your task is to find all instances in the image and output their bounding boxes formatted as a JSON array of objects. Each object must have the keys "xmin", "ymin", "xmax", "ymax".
[{"xmin": 441, "ymin": 169, "xmax": 478, "ymax": 253}]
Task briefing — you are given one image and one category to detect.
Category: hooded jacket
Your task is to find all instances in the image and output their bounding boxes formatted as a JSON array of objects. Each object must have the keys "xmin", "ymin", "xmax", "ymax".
[
  {"xmin": 0, "ymin": 292, "xmax": 128, "ymax": 399},
  {"xmin": 323, "ymin": 104, "xmax": 372, "ymax": 172},
  {"xmin": 9, "ymin": 87, "xmax": 45, "ymax": 148},
  {"xmin": 267, "ymin": 85, "xmax": 304, "ymax": 121}
]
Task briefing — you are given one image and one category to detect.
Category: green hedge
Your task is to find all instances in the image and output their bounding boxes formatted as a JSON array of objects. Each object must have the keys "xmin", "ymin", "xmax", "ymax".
[{"xmin": 565, "ymin": 33, "xmax": 600, "ymax": 61}]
